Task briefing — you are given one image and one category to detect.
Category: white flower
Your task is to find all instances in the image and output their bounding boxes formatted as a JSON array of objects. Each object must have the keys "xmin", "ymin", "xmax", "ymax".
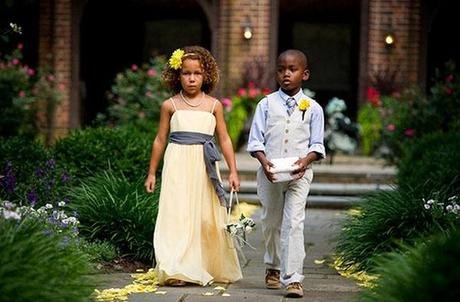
[
  {"xmin": 424, "ymin": 204, "xmax": 431, "ymax": 210},
  {"xmin": 45, "ymin": 203, "xmax": 53, "ymax": 209},
  {"xmin": 427, "ymin": 199, "xmax": 435, "ymax": 205},
  {"xmin": 3, "ymin": 210, "xmax": 21, "ymax": 220},
  {"xmin": 58, "ymin": 201, "xmax": 66, "ymax": 207},
  {"xmin": 448, "ymin": 196, "xmax": 458, "ymax": 202},
  {"xmin": 446, "ymin": 205, "xmax": 453, "ymax": 212},
  {"xmin": 2, "ymin": 201, "xmax": 14, "ymax": 209}
]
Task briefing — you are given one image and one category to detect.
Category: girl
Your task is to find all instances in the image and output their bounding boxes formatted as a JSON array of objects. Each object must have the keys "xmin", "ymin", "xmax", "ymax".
[{"xmin": 144, "ymin": 46, "xmax": 242, "ymax": 286}]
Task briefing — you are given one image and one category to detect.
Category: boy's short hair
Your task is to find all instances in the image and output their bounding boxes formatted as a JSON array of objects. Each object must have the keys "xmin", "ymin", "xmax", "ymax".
[
  {"xmin": 162, "ymin": 46, "xmax": 220, "ymax": 94},
  {"xmin": 278, "ymin": 49, "xmax": 309, "ymax": 70}
]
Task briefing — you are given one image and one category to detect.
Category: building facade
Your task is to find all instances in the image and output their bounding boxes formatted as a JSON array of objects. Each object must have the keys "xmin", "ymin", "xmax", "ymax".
[{"xmin": 15, "ymin": 0, "xmax": 457, "ymax": 137}]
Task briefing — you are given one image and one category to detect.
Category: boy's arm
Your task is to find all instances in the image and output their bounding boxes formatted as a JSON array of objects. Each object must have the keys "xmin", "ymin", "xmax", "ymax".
[{"xmin": 247, "ymin": 99, "xmax": 276, "ymax": 182}]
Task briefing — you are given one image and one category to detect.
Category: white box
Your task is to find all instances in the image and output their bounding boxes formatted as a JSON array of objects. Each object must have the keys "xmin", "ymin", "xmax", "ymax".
[{"xmin": 268, "ymin": 157, "xmax": 300, "ymax": 183}]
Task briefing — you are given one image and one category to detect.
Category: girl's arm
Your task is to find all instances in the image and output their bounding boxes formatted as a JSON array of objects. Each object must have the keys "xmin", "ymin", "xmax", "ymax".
[
  {"xmin": 214, "ymin": 100, "xmax": 240, "ymax": 192},
  {"xmin": 144, "ymin": 100, "xmax": 173, "ymax": 193}
]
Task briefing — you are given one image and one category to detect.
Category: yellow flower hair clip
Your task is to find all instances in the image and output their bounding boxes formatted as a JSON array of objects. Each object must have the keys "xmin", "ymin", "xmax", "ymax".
[
  {"xmin": 169, "ymin": 49, "xmax": 185, "ymax": 70},
  {"xmin": 299, "ymin": 98, "xmax": 311, "ymax": 121}
]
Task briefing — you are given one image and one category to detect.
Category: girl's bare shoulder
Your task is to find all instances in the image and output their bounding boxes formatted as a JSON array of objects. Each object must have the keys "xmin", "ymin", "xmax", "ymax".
[{"xmin": 161, "ymin": 96, "xmax": 179, "ymax": 113}]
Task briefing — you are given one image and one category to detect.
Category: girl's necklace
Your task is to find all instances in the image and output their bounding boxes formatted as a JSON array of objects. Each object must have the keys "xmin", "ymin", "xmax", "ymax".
[{"xmin": 180, "ymin": 90, "xmax": 205, "ymax": 107}]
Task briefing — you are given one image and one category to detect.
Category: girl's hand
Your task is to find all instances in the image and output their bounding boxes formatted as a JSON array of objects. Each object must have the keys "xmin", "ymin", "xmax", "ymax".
[
  {"xmin": 144, "ymin": 174, "xmax": 156, "ymax": 193},
  {"xmin": 228, "ymin": 172, "xmax": 240, "ymax": 192}
]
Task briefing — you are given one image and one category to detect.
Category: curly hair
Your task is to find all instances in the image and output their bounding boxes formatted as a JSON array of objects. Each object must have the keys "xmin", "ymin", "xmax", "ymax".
[{"xmin": 162, "ymin": 46, "xmax": 220, "ymax": 94}]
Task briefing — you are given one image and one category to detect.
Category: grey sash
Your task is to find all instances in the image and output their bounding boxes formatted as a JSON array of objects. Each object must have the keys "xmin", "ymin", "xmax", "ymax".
[{"xmin": 169, "ymin": 131, "xmax": 228, "ymax": 208}]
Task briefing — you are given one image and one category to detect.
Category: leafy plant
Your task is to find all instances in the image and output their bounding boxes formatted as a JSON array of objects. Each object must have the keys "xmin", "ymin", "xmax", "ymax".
[
  {"xmin": 68, "ymin": 170, "xmax": 159, "ymax": 263},
  {"xmin": 0, "ymin": 217, "xmax": 93, "ymax": 302},
  {"xmin": 52, "ymin": 125, "xmax": 154, "ymax": 182},
  {"xmin": 224, "ymin": 83, "xmax": 269, "ymax": 150},
  {"xmin": 98, "ymin": 57, "xmax": 169, "ymax": 128},
  {"xmin": 0, "ymin": 43, "xmax": 63, "ymax": 140},
  {"xmin": 335, "ymin": 185, "xmax": 459, "ymax": 273},
  {"xmin": 397, "ymin": 132, "xmax": 460, "ymax": 195},
  {"xmin": 360, "ymin": 230, "xmax": 460, "ymax": 302}
]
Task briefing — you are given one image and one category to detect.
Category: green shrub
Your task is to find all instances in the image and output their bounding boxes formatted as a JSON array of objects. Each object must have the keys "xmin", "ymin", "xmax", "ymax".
[
  {"xmin": 52, "ymin": 125, "xmax": 154, "ymax": 182},
  {"xmin": 79, "ymin": 239, "xmax": 119, "ymax": 263},
  {"xmin": 0, "ymin": 136, "xmax": 49, "ymax": 184},
  {"xmin": 68, "ymin": 170, "xmax": 159, "ymax": 263},
  {"xmin": 0, "ymin": 45, "xmax": 63, "ymax": 140},
  {"xmin": 224, "ymin": 86, "xmax": 267, "ymax": 150},
  {"xmin": 397, "ymin": 132, "xmax": 460, "ymax": 195},
  {"xmin": 375, "ymin": 62, "xmax": 460, "ymax": 164},
  {"xmin": 0, "ymin": 217, "xmax": 93, "ymax": 302},
  {"xmin": 335, "ymin": 186, "xmax": 459, "ymax": 273},
  {"xmin": 357, "ymin": 103, "xmax": 382, "ymax": 155},
  {"xmin": 98, "ymin": 57, "xmax": 169, "ymax": 127},
  {"xmin": 361, "ymin": 230, "xmax": 460, "ymax": 302}
]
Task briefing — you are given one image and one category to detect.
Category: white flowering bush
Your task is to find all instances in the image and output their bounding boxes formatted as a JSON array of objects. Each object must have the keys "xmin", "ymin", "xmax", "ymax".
[
  {"xmin": 423, "ymin": 195, "xmax": 460, "ymax": 223},
  {"xmin": 0, "ymin": 199, "xmax": 79, "ymax": 240}
]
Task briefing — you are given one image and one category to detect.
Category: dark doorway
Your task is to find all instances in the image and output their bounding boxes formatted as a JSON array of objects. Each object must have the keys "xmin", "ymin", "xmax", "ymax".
[
  {"xmin": 426, "ymin": 0, "xmax": 460, "ymax": 86},
  {"xmin": 80, "ymin": 0, "xmax": 210, "ymax": 125},
  {"xmin": 278, "ymin": 0, "xmax": 361, "ymax": 119}
]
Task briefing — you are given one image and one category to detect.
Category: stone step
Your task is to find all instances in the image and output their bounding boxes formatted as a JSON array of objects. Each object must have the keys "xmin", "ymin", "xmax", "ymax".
[
  {"xmin": 224, "ymin": 181, "xmax": 393, "ymax": 196},
  {"xmin": 221, "ymin": 165, "xmax": 396, "ymax": 184},
  {"xmin": 227, "ymin": 192, "xmax": 361, "ymax": 208}
]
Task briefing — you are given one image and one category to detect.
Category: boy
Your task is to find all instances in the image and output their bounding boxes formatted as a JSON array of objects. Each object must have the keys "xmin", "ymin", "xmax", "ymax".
[{"xmin": 247, "ymin": 49, "xmax": 325, "ymax": 298}]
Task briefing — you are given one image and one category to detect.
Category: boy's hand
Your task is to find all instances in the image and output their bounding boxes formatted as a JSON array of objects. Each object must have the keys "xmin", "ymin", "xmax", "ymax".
[
  {"xmin": 291, "ymin": 158, "xmax": 309, "ymax": 180},
  {"xmin": 144, "ymin": 174, "xmax": 156, "ymax": 193},
  {"xmin": 262, "ymin": 160, "xmax": 277, "ymax": 182},
  {"xmin": 228, "ymin": 172, "xmax": 240, "ymax": 192}
]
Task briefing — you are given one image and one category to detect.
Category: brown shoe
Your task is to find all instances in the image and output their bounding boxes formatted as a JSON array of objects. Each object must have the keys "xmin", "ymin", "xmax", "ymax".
[
  {"xmin": 265, "ymin": 269, "xmax": 281, "ymax": 289},
  {"xmin": 285, "ymin": 282, "xmax": 303, "ymax": 298}
]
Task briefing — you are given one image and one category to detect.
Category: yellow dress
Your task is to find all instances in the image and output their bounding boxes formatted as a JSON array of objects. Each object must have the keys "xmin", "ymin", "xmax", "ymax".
[{"xmin": 153, "ymin": 109, "xmax": 242, "ymax": 286}]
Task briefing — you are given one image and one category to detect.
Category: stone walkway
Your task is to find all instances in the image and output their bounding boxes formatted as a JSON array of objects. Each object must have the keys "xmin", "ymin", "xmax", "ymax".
[{"xmin": 95, "ymin": 208, "xmax": 360, "ymax": 301}]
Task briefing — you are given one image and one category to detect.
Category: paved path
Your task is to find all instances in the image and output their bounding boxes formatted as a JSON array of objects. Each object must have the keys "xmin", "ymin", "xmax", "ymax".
[{"xmin": 95, "ymin": 208, "xmax": 359, "ymax": 301}]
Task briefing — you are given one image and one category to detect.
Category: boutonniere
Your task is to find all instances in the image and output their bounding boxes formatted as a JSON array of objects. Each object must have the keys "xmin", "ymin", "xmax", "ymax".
[
  {"xmin": 299, "ymin": 98, "xmax": 311, "ymax": 121},
  {"xmin": 169, "ymin": 48, "xmax": 185, "ymax": 70}
]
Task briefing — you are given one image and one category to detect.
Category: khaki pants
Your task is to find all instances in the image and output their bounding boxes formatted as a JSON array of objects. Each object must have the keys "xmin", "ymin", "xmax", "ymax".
[{"xmin": 257, "ymin": 167, "xmax": 313, "ymax": 285}]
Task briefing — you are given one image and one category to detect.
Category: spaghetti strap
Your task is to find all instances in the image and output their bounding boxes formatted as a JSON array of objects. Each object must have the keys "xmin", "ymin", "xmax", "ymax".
[
  {"xmin": 169, "ymin": 97, "xmax": 177, "ymax": 111},
  {"xmin": 210, "ymin": 99, "xmax": 218, "ymax": 113}
]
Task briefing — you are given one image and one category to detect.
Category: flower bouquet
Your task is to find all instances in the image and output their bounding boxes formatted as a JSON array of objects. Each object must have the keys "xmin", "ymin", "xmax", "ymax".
[{"xmin": 225, "ymin": 190, "xmax": 256, "ymax": 249}]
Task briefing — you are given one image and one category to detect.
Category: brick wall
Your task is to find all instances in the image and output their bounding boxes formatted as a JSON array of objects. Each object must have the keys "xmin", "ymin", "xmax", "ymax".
[
  {"xmin": 367, "ymin": 0, "xmax": 422, "ymax": 91},
  {"xmin": 38, "ymin": 0, "xmax": 72, "ymax": 142},
  {"xmin": 217, "ymin": 0, "xmax": 273, "ymax": 96}
]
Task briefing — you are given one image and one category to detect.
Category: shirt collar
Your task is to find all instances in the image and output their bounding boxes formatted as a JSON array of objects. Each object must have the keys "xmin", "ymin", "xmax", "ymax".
[{"xmin": 278, "ymin": 88, "xmax": 305, "ymax": 104}]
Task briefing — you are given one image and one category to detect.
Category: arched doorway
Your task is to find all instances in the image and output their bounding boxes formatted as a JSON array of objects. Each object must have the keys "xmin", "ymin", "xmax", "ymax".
[
  {"xmin": 278, "ymin": 0, "xmax": 361, "ymax": 118},
  {"xmin": 80, "ymin": 0, "xmax": 211, "ymax": 124}
]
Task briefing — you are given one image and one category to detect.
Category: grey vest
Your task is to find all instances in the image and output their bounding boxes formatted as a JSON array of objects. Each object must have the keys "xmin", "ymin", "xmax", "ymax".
[{"xmin": 265, "ymin": 92, "xmax": 313, "ymax": 160}]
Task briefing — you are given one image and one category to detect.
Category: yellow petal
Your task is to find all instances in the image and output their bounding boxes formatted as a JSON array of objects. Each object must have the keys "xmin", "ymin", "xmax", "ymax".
[
  {"xmin": 214, "ymin": 286, "xmax": 226, "ymax": 291},
  {"xmin": 202, "ymin": 292, "xmax": 214, "ymax": 296},
  {"xmin": 222, "ymin": 293, "xmax": 231, "ymax": 296},
  {"xmin": 314, "ymin": 259, "xmax": 325, "ymax": 264}
]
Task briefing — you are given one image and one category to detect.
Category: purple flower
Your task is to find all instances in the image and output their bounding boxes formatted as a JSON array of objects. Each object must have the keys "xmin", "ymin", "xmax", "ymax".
[
  {"xmin": 35, "ymin": 167, "xmax": 45, "ymax": 177},
  {"xmin": 1, "ymin": 162, "xmax": 16, "ymax": 194},
  {"xmin": 60, "ymin": 171, "xmax": 70, "ymax": 183},
  {"xmin": 27, "ymin": 190, "xmax": 38, "ymax": 206},
  {"xmin": 46, "ymin": 159, "xmax": 56, "ymax": 169}
]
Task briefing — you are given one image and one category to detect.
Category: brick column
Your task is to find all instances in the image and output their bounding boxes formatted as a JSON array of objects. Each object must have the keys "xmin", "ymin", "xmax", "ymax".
[
  {"xmin": 217, "ymin": 0, "xmax": 273, "ymax": 96},
  {"xmin": 38, "ymin": 0, "xmax": 72, "ymax": 142},
  {"xmin": 366, "ymin": 0, "xmax": 422, "ymax": 95}
]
